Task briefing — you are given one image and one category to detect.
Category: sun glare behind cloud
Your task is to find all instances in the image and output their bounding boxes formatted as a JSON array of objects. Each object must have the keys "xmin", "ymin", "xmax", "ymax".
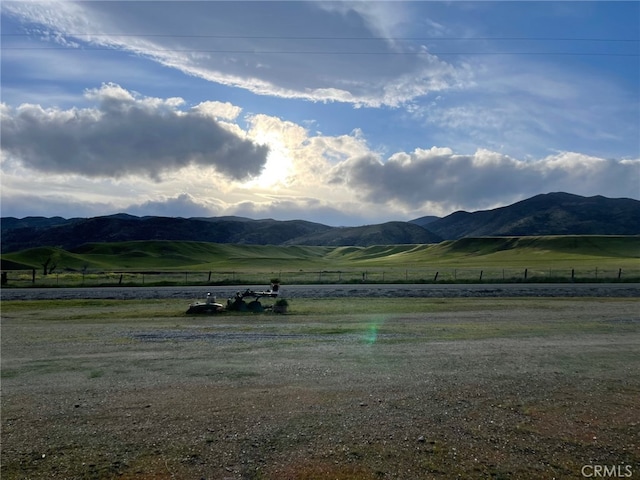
[
  {"xmin": 1, "ymin": 1, "xmax": 638, "ymax": 224},
  {"xmin": 244, "ymin": 128, "xmax": 294, "ymax": 190}
]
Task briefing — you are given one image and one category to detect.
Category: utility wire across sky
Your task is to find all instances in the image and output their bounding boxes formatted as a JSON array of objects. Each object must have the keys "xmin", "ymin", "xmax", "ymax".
[{"xmin": 3, "ymin": 32, "xmax": 637, "ymax": 56}]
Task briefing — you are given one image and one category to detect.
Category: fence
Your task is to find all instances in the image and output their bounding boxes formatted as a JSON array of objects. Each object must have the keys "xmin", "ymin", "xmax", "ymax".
[{"xmin": 2, "ymin": 266, "xmax": 639, "ymax": 288}]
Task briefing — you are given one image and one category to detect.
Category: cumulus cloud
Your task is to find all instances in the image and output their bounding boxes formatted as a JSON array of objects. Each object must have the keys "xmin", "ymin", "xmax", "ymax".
[
  {"xmin": 0, "ymin": 84, "xmax": 269, "ymax": 180},
  {"xmin": 2, "ymin": 103, "xmax": 637, "ymax": 225},
  {"xmin": 330, "ymin": 147, "xmax": 640, "ymax": 211}
]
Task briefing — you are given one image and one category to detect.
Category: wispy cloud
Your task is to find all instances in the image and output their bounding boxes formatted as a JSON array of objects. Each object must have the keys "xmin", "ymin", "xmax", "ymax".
[{"xmin": 2, "ymin": 1, "xmax": 468, "ymax": 107}]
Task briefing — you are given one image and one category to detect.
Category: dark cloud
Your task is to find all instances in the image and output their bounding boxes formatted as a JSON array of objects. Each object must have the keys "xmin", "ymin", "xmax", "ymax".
[
  {"xmin": 330, "ymin": 147, "xmax": 640, "ymax": 210},
  {"xmin": 0, "ymin": 84, "xmax": 269, "ymax": 180}
]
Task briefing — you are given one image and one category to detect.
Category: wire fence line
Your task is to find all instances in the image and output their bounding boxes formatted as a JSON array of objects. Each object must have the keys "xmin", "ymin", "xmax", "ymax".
[{"xmin": 2, "ymin": 266, "xmax": 639, "ymax": 288}]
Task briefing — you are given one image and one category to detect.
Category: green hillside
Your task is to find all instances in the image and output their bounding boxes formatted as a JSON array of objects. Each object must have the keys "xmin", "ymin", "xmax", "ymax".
[
  {"xmin": 353, "ymin": 236, "xmax": 640, "ymax": 268},
  {"xmin": 2, "ymin": 236, "xmax": 638, "ymax": 273}
]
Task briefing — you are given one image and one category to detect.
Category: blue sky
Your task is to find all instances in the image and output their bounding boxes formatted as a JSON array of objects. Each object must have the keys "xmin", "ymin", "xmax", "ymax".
[{"xmin": 1, "ymin": 1, "xmax": 638, "ymax": 225}]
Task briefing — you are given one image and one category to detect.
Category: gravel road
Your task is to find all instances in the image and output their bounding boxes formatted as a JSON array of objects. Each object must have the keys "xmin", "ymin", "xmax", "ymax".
[{"xmin": 1, "ymin": 282, "xmax": 639, "ymax": 300}]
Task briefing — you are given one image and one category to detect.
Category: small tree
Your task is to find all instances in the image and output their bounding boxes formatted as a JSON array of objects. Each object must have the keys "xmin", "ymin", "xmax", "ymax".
[
  {"xmin": 40, "ymin": 250, "xmax": 60, "ymax": 275},
  {"xmin": 41, "ymin": 256, "xmax": 51, "ymax": 276},
  {"xmin": 41, "ymin": 256, "xmax": 58, "ymax": 275}
]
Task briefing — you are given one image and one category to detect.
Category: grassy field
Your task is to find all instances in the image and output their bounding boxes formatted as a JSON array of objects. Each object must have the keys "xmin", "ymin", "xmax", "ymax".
[
  {"xmin": 2, "ymin": 235, "xmax": 639, "ymax": 286},
  {"xmin": 1, "ymin": 297, "xmax": 639, "ymax": 479}
]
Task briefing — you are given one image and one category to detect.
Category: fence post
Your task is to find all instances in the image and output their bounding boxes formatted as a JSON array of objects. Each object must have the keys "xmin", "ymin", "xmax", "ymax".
[
  {"xmin": 208, "ymin": 271, "xmax": 212, "ymax": 283},
  {"xmin": 524, "ymin": 268, "xmax": 528, "ymax": 280},
  {"xmin": 433, "ymin": 271, "xmax": 439, "ymax": 282},
  {"xmin": 479, "ymin": 270, "xmax": 483, "ymax": 281},
  {"xmin": 571, "ymin": 269, "xmax": 575, "ymax": 282},
  {"xmin": 119, "ymin": 274, "xmax": 123, "ymax": 285},
  {"xmin": 618, "ymin": 268, "xmax": 622, "ymax": 280}
]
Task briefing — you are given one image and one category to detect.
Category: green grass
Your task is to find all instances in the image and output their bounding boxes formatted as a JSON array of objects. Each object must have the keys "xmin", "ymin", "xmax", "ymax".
[
  {"xmin": 2, "ymin": 297, "xmax": 637, "ymax": 336},
  {"xmin": 2, "ymin": 236, "xmax": 638, "ymax": 286},
  {"xmin": 349, "ymin": 236, "xmax": 640, "ymax": 268},
  {"xmin": 1, "ymin": 297, "xmax": 638, "ymax": 380}
]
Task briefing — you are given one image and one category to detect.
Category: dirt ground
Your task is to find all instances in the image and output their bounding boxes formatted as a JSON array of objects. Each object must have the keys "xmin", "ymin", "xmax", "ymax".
[{"xmin": 1, "ymin": 297, "xmax": 639, "ymax": 479}]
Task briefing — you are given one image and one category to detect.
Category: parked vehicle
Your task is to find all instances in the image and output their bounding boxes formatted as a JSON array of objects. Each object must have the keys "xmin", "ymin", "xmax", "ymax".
[
  {"xmin": 186, "ymin": 292, "xmax": 224, "ymax": 314},
  {"xmin": 186, "ymin": 280, "xmax": 282, "ymax": 314}
]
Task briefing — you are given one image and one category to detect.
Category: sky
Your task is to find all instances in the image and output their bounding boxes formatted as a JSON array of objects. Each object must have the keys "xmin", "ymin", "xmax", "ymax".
[{"xmin": 1, "ymin": 1, "xmax": 639, "ymax": 226}]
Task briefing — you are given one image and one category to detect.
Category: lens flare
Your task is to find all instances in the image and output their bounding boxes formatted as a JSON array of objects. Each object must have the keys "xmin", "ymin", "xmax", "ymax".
[{"xmin": 363, "ymin": 315, "xmax": 386, "ymax": 345}]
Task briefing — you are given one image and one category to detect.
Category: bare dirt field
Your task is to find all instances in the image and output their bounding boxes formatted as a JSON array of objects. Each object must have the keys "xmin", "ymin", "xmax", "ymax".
[{"xmin": 1, "ymin": 294, "xmax": 639, "ymax": 479}]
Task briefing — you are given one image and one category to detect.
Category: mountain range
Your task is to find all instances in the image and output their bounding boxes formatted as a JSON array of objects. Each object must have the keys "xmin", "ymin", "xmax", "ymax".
[{"xmin": 2, "ymin": 192, "xmax": 639, "ymax": 253}]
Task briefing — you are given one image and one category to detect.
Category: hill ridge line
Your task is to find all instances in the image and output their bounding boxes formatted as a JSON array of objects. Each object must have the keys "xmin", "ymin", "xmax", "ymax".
[{"xmin": 1, "ymin": 192, "xmax": 639, "ymax": 252}]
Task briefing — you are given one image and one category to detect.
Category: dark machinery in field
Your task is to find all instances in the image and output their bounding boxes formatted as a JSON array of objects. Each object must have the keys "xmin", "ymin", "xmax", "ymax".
[
  {"xmin": 186, "ymin": 281, "xmax": 281, "ymax": 314},
  {"xmin": 186, "ymin": 292, "xmax": 225, "ymax": 314}
]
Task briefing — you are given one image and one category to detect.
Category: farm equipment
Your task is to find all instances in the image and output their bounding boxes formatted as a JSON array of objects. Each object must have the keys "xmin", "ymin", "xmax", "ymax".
[
  {"xmin": 186, "ymin": 292, "xmax": 225, "ymax": 314},
  {"xmin": 226, "ymin": 286, "xmax": 279, "ymax": 312},
  {"xmin": 186, "ymin": 281, "xmax": 281, "ymax": 314}
]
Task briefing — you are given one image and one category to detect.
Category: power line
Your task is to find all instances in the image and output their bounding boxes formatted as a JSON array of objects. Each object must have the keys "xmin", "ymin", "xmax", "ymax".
[
  {"xmin": 3, "ymin": 32, "xmax": 636, "ymax": 56},
  {"xmin": 1, "ymin": 33, "xmax": 638, "ymax": 42},
  {"xmin": 2, "ymin": 46, "xmax": 637, "ymax": 57}
]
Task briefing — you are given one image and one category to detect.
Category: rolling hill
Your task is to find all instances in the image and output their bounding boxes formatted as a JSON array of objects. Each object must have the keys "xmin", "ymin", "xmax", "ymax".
[
  {"xmin": 0, "ymin": 216, "xmax": 439, "ymax": 252},
  {"xmin": 420, "ymin": 192, "xmax": 640, "ymax": 240},
  {"xmin": 1, "ymin": 192, "xmax": 638, "ymax": 253},
  {"xmin": 0, "ymin": 216, "xmax": 333, "ymax": 253},
  {"xmin": 2, "ymin": 236, "xmax": 638, "ymax": 274},
  {"xmin": 282, "ymin": 221, "xmax": 442, "ymax": 246}
]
